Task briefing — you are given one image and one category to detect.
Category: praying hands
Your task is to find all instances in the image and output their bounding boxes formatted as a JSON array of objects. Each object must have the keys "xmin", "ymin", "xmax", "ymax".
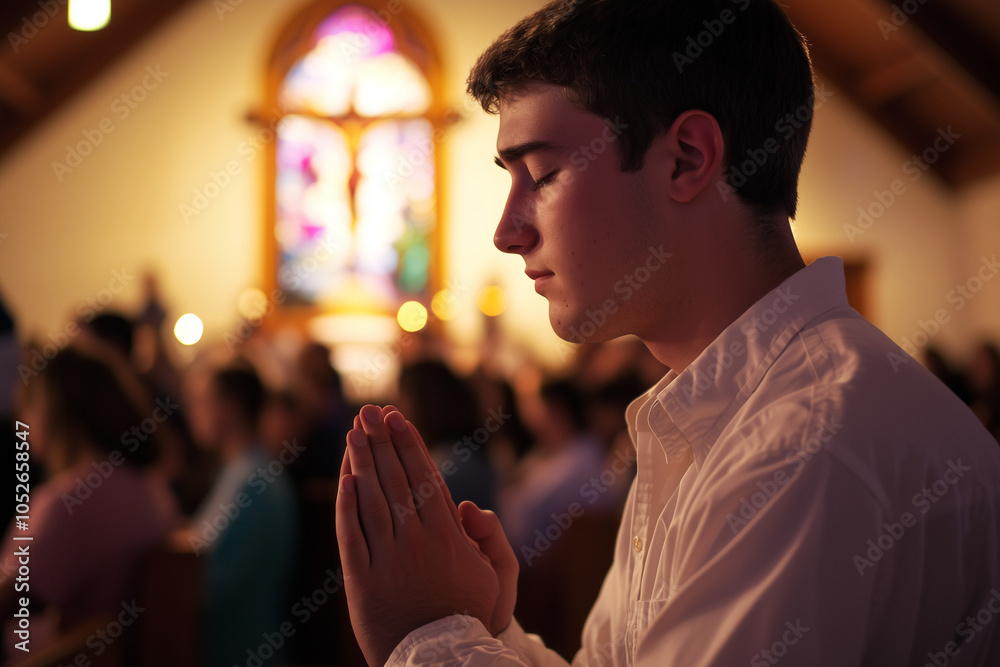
[{"xmin": 336, "ymin": 404, "xmax": 519, "ymax": 666}]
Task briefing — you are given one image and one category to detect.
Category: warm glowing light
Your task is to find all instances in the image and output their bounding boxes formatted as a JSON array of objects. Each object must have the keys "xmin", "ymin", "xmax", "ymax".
[
  {"xmin": 397, "ymin": 301, "xmax": 428, "ymax": 332},
  {"xmin": 174, "ymin": 313, "xmax": 204, "ymax": 345},
  {"xmin": 69, "ymin": 0, "xmax": 111, "ymax": 31},
  {"xmin": 478, "ymin": 286, "xmax": 506, "ymax": 317},
  {"xmin": 431, "ymin": 289, "xmax": 459, "ymax": 321},
  {"xmin": 237, "ymin": 288, "xmax": 269, "ymax": 320}
]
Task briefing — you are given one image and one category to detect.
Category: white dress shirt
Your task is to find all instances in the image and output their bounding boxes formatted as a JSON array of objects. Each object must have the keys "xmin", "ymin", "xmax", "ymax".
[{"xmin": 387, "ymin": 257, "xmax": 1000, "ymax": 667}]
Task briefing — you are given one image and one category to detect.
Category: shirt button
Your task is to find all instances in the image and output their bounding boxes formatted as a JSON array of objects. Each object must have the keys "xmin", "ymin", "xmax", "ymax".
[{"xmin": 634, "ymin": 536, "xmax": 642, "ymax": 552}]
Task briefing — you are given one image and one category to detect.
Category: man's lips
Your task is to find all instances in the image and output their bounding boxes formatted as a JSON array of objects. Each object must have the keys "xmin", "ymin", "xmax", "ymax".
[{"xmin": 525, "ymin": 269, "xmax": 553, "ymax": 280}]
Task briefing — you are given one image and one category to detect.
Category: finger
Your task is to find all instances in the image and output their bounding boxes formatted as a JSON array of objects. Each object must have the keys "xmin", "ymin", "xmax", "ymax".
[
  {"xmin": 377, "ymin": 406, "xmax": 464, "ymax": 533},
  {"xmin": 346, "ymin": 427, "xmax": 395, "ymax": 553},
  {"xmin": 335, "ymin": 474, "xmax": 370, "ymax": 572},
  {"xmin": 381, "ymin": 405, "xmax": 437, "ymax": 480},
  {"xmin": 360, "ymin": 404, "xmax": 418, "ymax": 532},
  {"xmin": 384, "ymin": 410, "xmax": 458, "ymax": 531},
  {"xmin": 340, "ymin": 442, "xmax": 351, "ymax": 478},
  {"xmin": 407, "ymin": 419, "xmax": 464, "ymax": 530}
]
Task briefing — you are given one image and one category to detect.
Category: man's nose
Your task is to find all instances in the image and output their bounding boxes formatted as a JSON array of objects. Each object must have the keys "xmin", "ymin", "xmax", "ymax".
[{"xmin": 494, "ymin": 195, "xmax": 539, "ymax": 255}]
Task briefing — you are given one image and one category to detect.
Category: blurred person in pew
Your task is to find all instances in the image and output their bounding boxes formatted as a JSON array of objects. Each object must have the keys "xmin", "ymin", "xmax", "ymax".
[
  {"xmin": 398, "ymin": 358, "xmax": 498, "ymax": 511},
  {"xmin": 499, "ymin": 378, "xmax": 607, "ymax": 563},
  {"xmin": 180, "ymin": 363, "xmax": 297, "ymax": 667},
  {"xmin": 0, "ymin": 346, "xmax": 177, "ymax": 663}
]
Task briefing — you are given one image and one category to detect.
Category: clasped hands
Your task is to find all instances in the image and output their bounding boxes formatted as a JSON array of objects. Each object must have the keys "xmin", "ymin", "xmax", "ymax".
[{"xmin": 336, "ymin": 404, "xmax": 518, "ymax": 666}]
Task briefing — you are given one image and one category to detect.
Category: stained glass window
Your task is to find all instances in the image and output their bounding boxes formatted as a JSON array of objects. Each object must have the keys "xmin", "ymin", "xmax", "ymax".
[{"xmin": 274, "ymin": 4, "xmax": 437, "ymax": 307}]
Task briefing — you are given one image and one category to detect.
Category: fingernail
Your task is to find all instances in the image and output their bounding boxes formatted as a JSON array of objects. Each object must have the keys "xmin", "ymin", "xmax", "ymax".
[
  {"xmin": 349, "ymin": 430, "xmax": 367, "ymax": 447},
  {"xmin": 360, "ymin": 405, "xmax": 381, "ymax": 424},
  {"xmin": 342, "ymin": 475, "xmax": 355, "ymax": 493},
  {"xmin": 386, "ymin": 411, "xmax": 406, "ymax": 432}
]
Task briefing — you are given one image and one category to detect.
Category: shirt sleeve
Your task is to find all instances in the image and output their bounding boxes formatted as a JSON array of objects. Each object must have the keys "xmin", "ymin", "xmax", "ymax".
[
  {"xmin": 386, "ymin": 615, "xmax": 570, "ymax": 667},
  {"xmin": 635, "ymin": 428, "xmax": 886, "ymax": 666}
]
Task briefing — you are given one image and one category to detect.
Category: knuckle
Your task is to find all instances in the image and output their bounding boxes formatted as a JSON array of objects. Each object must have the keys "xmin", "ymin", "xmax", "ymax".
[
  {"xmin": 384, "ymin": 473, "xmax": 412, "ymax": 497},
  {"xmin": 361, "ymin": 498, "xmax": 389, "ymax": 520}
]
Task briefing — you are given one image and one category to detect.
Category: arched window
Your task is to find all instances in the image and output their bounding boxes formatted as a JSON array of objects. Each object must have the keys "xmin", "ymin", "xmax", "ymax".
[{"xmin": 265, "ymin": 2, "xmax": 443, "ymax": 324}]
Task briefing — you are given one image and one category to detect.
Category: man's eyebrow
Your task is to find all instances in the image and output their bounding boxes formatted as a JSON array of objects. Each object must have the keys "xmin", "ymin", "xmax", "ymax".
[{"xmin": 493, "ymin": 141, "xmax": 561, "ymax": 170}]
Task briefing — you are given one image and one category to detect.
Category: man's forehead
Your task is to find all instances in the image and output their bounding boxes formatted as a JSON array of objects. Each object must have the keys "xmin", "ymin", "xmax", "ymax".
[{"xmin": 496, "ymin": 83, "xmax": 602, "ymax": 151}]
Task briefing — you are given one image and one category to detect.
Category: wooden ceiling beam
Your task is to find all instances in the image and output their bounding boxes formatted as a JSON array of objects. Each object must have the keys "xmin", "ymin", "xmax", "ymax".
[
  {"xmin": 874, "ymin": 0, "xmax": 1000, "ymax": 106},
  {"xmin": 0, "ymin": 0, "xmax": 199, "ymax": 156},
  {"xmin": 855, "ymin": 54, "xmax": 935, "ymax": 108}
]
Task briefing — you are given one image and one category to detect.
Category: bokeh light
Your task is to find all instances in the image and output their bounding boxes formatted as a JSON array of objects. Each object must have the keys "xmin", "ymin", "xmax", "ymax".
[
  {"xmin": 68, "ymin": 0, "xmax": 111, "ymax": 31},
  {"xmin": 397, "ymin": 301, "xmax": 428, "ymax": 332},
  {"xmin": 174, "ymin": 313, "xmax": 204, "ymax": 345},
  {"xmin": 478, "ymin": 286, "xmax": 506, "ymax": 317},
  {"xmin": 237, "ymin": 287, "xmax": 269, "ymax": 320},
  {"xmin": 431, "ymin": 289, "xmax": 459, "ymax": 321}
]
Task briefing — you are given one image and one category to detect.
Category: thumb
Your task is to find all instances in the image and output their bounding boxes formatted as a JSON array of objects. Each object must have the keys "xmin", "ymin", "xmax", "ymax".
[
  {"xmin": 459, "ymin": 501, "xmax": 518, "ymax": 636},
  {"xmin": 459, "ymin": 501, "xmax": 517, "ymax": 570}
]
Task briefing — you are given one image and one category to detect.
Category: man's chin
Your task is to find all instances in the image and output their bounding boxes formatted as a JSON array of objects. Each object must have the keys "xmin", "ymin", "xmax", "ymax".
[{"xmin": 548, "ymin": 307, "xmax": 619, "ymax": 346}]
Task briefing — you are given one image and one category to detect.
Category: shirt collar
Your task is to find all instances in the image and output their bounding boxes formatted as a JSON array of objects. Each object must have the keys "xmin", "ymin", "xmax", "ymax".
[{"xmin": 628, "ymin": 256, "xmax": 851, "ymax": 468}]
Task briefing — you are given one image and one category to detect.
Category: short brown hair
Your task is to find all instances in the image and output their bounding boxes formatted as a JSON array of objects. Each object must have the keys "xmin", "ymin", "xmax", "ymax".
[{"xmin": 468, "ymin": 0, "xmax": 815, "ymax": 221}]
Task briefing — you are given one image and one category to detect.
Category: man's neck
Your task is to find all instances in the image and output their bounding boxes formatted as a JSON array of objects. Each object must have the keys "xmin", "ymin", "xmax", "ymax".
[{"xmin": 644, "ymin": 241, "xmax": 805, "ymax": 373}]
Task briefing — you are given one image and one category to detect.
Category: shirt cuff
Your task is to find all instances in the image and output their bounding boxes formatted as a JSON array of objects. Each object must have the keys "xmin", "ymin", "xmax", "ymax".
[
  {"xmin": 386, "ymin": 614, "xmax": 494, "ymax": 667},
  {"xmin": 495, "ymin": 617, "xmax": 542, "ymax": 664}
]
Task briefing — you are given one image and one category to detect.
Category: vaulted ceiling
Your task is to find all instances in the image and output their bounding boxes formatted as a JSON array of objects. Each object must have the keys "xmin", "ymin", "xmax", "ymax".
[
  {"xmin": 783, "ymin": 0, "xmax": 1000, "ymax": 187},
  {"xmin": 1, "ymin": 0, "xmax": 998, "ymax": 188}
]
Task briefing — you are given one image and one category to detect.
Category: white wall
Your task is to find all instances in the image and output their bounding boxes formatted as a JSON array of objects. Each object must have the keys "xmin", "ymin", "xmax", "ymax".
[{"xmin": 1, "ymin": 0, "xmax": 997, "ymax": 369}]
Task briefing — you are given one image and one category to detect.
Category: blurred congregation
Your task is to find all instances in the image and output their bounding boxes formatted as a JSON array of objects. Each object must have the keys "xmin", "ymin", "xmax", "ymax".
[
  {"xmin": 0, "ymin": 280, "xmax": 669, "ymax": 666},
  {"xmin": 3, "ymin": 276, "xmax": 1000, "ymax": 666}
]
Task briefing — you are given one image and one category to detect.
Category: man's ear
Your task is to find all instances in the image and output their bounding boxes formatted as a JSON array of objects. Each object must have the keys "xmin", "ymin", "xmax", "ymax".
[{"xmin": 650, "ymin": 110, "xmax": 726, "ymax": 203}]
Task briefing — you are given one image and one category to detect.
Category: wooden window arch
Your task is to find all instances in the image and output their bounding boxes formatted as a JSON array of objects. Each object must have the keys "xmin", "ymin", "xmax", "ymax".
[{"xmin": 261, "ymin": 1, "xmax": 445, "ymax": 329}]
